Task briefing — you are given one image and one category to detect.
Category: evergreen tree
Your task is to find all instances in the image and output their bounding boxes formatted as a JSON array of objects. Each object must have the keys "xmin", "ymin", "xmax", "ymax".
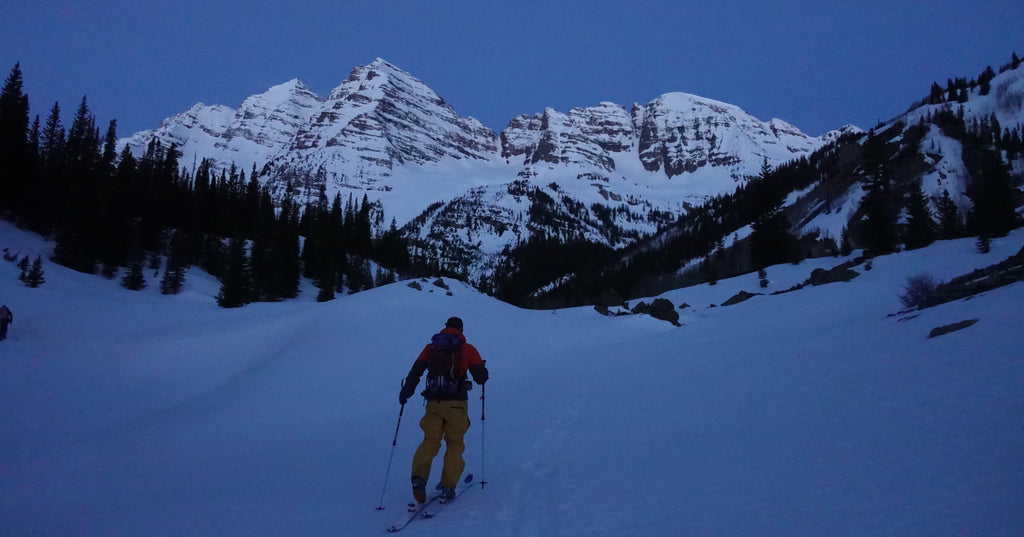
[
  {"xmin": 59, "ymin": 97, "xmax": 104, "ymax": 266},
  {"xmin": 375, "ymin": 218, "xmax": 410, "ymax": 269},
  {"xmin": 904, "ymin": 182, "xmax": 936, "ymax": 250},
  {"xmin": 100, "ymin": 260, "xmax": 119, "ymax": 280},
  {"xmin": 965, "ymin": 145, "xmax": 1017, "ymax": 238},
  {"xmin": 747, "ymin": 158, "xmax": 798, "ymax": 268},
  {"xmin": 355, "ymin": 194, "xmax": 373, "ymax": 255},
  {"xmin": 928, "ymin": 82, "xmax": 944, "ymax": 105},
  {"xmin": 957, "ymin": 86, "xmax": 969, "ymax": 103},
  {"xmin": 857, "ymin": 131, "xmax": 898, "ymax": 255},
  {"xmin": 976, "ymin": 234, "xmax": 991, "ymax": 253},
  {"xmin": 17, "ymin": 255, "xmax": 29, "ymax": 282},
  {"xmin": 65, "ymin": 96, "xmax": 99, "ymax": 177},
  {"xmin": 160, "ymin": 233, "xmax": 187, "ymax": 295},
  {"xmin": 121, "ymin": 255, "xmax": 147, "ymax": 291},
  {"xmin": 216, "ymin": 236, "xmax": 252, "ymax": 308},
  {"xmin": 343, "ymin": 255, "xmax": 371, "ymax": 294},
  {"xmin": 199, "ymin": 234, "xmax": 227, "ymax": 279},
  {"xmin": 750, "ymin": 206, "xmax": 797, "ymax": 269},
  {"xmin": 39, "ymin": 102, "xmax": 65, "ymax": 192},
  {"xmin": 315, "ymin": 276, "xmax": 336, "ymax": 302},
  {"xmin": 0, "ymin": 63, "xmax": 31, "ymax": 211},
  {"xmin": 936, "ymin": 190, "xmax": 961, "ymax": 239},
  {"xmin": 28, "ymin": 115, "xmax": 40, "ymax": 162},
  {"xmin": 101, "ymin": 119, "xmax": 118, "ymax": 171},
  {"xmin": 357, "ymin": 257, "xmax": 374, "ymax": 292},
  {"xmin": 978, "ymin": 66, "xmax": 996, "ymax": 96},
  {"xmin": 25, "ymin": 255, "xmax": 45, "ymax": 288}
]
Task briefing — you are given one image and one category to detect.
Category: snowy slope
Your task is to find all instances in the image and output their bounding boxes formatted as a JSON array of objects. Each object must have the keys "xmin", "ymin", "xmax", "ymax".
[
  {"xmin": 1, "ymin": 220, "xmax": 1022, "ymax": 536},
  {"xmin": 794, "ymin": 65, "xmax": 1024, "ymax": 243}
]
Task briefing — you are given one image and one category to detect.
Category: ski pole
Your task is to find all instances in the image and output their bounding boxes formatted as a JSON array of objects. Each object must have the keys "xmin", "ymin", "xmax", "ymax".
[
  {"xmin": 479, "ymin": 384, "xmax": 487, "ymax": 489},
  {"xmin": 376, "ymin": 398, "xmax": 406, "ymax": 510}
]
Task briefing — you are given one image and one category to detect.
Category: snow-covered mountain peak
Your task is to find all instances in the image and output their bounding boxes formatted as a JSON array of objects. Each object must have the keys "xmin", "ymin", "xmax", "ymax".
[
  {"xmin": 224, "ymin": 79, "xmax": 322, "ymax": 145},
  {"xmin": 159, "ymin": 103, "xmax": 234, "ymax": 134},
  {"xmin": 653, "ymin": 91, "xmax": 744, "ymax": 114},
  {"xmin": 631, "ymin": 90, "xmax": 821, "ymax": 178},
  {"xmin": 817, "ymin": 124, "xmax": 864, "ymax": 144},
  {"xmin": 261, "ymin": 58, "xmax": 500, "ymax": 193},
  {"xmin": 117, "ymin": 79, "xmax": 323, "ymax": 173},
  {"xmin": 328, "ymin": 58, "xmax": 442, "ymax": 106}
]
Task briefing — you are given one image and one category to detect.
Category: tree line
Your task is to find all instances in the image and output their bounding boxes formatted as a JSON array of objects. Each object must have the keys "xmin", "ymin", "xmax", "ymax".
[{"xmin": 0, "ymin": 63, "xmax": 410, "ymax": 307}]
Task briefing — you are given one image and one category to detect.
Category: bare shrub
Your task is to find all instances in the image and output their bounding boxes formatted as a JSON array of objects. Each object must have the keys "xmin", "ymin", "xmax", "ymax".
[{"xmin": 900, "ymin": 273, "xmax": 939, "ymax": 309}]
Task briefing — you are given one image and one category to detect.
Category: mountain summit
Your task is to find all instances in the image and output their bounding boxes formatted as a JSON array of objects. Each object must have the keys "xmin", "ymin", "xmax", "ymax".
[{"xmin": 264, "ymin": 59, "xmax": 500, "ymax": 185}]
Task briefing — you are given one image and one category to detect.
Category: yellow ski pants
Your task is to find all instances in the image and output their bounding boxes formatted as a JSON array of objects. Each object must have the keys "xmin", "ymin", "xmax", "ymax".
[{"xmin": 411, "ymin": 400, "xmax": 470, "ymax": 489}]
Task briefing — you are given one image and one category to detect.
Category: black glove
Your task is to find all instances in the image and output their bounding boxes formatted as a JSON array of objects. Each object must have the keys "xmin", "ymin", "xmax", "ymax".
[
  {"xmin": 399, "ymin": 381, "xmax": 416, "ymax": 405},
  {"xmin": 469, "ymin": 363, "xmax": 488, "ymax": 385}
]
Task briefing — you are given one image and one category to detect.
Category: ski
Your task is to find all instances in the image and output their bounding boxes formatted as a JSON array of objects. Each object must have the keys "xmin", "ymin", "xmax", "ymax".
[
  {"xmin": 421, "ymin": 474, "xmax": 475, "ymax": 519},
  {"xmin": 385, "ymin": 474, "xmax": 475, "ymax": 532},
  {"xmin": 386, "ymin": 494, "xmax": 440, "ymax": 533}
]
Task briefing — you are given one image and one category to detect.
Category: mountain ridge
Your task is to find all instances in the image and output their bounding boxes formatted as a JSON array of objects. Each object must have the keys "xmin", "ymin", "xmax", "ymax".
[
  {"xmin": 119, "ymin": 58, "xmax": 834, "ymax": 199},
  {"xmin": 115, "ymin": 58, "xmax": 1023, "ymax": 301}
]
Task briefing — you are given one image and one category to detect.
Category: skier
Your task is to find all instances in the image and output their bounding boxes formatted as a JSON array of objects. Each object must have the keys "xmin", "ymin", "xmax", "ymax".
[
  {"xmin": 0, "ymin": 304, "xmax": 12, "ymax": 341},
  {"xmin": 399, "ymin": 316, "xmax": 488, "ymax": 503}
]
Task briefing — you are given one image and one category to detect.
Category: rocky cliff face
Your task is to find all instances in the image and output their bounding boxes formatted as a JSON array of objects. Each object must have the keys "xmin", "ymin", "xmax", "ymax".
[
  {"xmin": 498, "ymin": 93, "xmax": 821, "ymax": 186},
  {"xmin": 501, "ymin": 104, "xmax": 631, "ymax": 172}
]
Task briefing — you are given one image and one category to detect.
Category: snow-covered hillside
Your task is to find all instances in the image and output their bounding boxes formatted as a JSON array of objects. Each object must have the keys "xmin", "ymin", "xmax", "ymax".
[
  {"xmin": 792, "ymin": 64, "xmax": 1024, "ymax": 244},
  {"xmin": 2, "ymin": 220, "xmax": 1022, "ymax": 536}
]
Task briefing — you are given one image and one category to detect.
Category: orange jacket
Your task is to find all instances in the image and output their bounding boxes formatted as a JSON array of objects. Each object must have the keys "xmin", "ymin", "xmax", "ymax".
[
  {"xmin": 413, "ymin": 327, "xmax": 485, "ymax": 377},
  {"xmin": 400, "ymin": 327, "xmax": 488, "ymax": 403}
]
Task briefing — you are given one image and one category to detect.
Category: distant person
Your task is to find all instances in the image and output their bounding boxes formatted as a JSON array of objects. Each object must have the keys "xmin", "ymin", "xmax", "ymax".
[
  {"xmin": 0, "ymin": 304, "xmax": 12, "ymax": 341},
  {"xmin": 399, "ymin": 316, "xmax": 488, "ymax": 503}
]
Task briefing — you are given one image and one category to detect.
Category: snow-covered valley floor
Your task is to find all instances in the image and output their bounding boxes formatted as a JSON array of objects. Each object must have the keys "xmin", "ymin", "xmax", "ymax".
[{"xmin": 1, "ymin": 221, "xmax": 1022, "ymax": 536}]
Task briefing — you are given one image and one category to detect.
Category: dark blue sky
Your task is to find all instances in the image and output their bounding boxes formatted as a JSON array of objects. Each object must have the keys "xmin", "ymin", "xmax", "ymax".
[{"xmin": 2, "ymin": 0, "xmax": 1021, "ymax": 138}]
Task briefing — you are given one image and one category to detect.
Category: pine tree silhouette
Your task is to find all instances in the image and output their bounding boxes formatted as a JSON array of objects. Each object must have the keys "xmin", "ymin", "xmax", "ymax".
[
  {"xmin": 904, "ymin": 182, "xmax": 936, "ymax": 250},
  {"xmin": 25, "ymin": 256, "xmax": 45, "ymax": 288}
]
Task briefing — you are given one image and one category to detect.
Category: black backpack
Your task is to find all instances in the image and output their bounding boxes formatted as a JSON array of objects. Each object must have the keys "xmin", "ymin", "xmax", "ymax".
[{"xmin": 423, "ymin": 332, "xmax": 465, "ymax": 397}]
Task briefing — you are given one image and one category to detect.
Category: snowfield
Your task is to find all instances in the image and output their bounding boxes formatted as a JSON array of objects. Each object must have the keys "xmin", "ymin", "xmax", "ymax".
[{"xmin": 1, "ymin": 220, "xmax": 1022, "ymax": 536}]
